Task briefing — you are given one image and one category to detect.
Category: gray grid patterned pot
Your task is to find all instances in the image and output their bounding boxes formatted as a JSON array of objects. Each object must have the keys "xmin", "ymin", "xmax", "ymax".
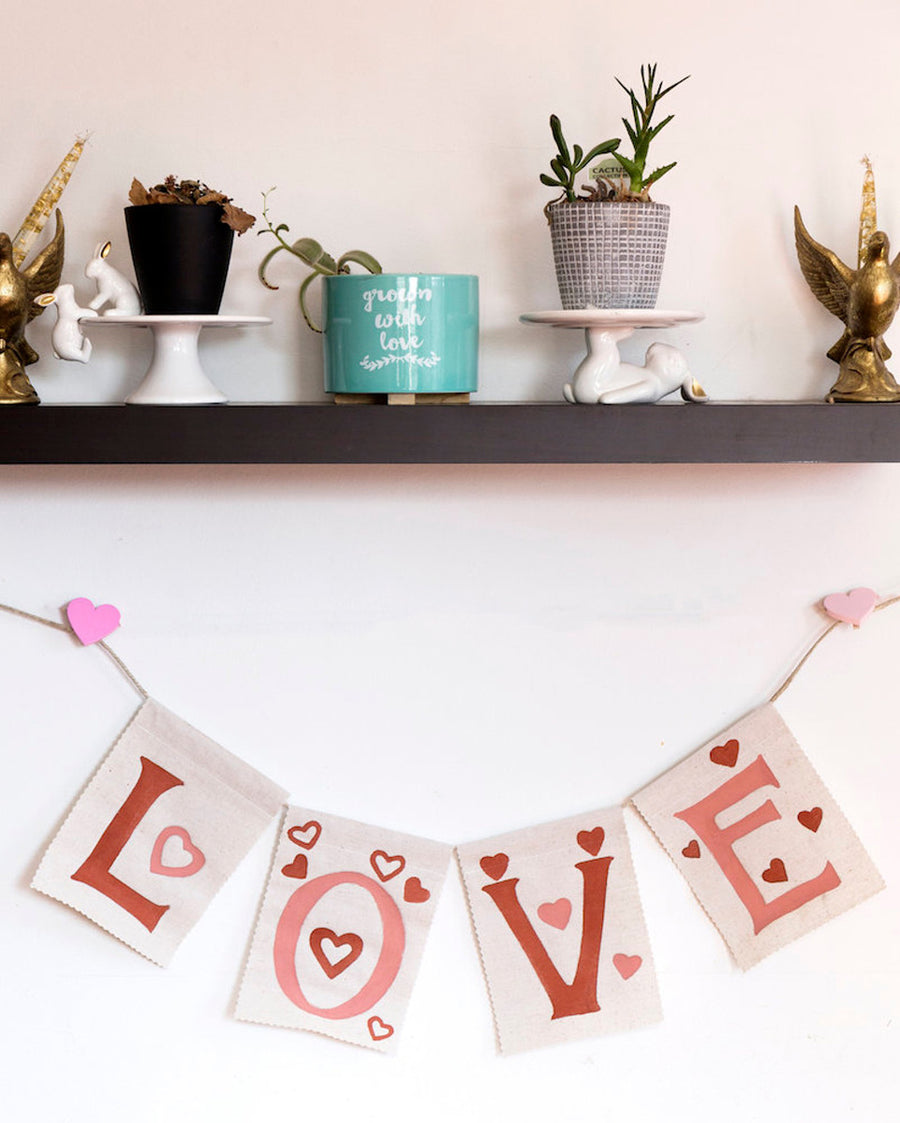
[{"xmin": 548, "ymin": 201, "xmax": 670, "ymax": 309}]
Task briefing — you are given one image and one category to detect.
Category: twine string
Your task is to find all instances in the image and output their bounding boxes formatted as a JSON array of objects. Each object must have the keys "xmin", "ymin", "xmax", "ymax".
[
  {"xmin": 3, "ymin": 594, "xmax": 898, "ymax": 710},
  {"xmin": 0, "ymin": 601, "xmax": 148, "ymax": 700},
  {"xmin": 769, "ymin": 593, "xmax": 900, "ymax": 703}
]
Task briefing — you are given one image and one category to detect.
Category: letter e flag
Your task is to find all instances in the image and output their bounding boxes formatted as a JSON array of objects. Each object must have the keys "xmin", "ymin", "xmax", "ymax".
[
  {"xmin": 457, "ymin": 807, "xmax": 661, "ymax": 1054},
  {"xmin": 32, "ymin": 699, "xmax": 287, "ymax": 965},
  {"xmin": 632, "ymin": 704, "xmax": 883, "ymax": 969}
]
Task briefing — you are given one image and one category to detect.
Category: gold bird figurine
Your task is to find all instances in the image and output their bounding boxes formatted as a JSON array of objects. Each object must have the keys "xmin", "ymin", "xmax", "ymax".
[
  {"xmin": 0, "ymin": 209, "xmax": 65, "ymax": 404},
  {"xmin": 795, "ymin": 204, "xmax": 900, "ymax": 402}
]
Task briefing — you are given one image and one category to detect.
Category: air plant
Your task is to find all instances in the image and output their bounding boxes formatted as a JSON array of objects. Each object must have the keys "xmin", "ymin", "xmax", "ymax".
[{"xmin": 257, "ymin": 188, "xmax": 382, "ymax": 332}]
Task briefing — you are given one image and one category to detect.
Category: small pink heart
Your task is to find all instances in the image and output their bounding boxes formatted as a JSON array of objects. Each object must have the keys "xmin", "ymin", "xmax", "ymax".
[
  {"xmin": 150, "ymin": 826, "xmax": 205, "ymax": 878},
  {"xmin": 66, "ymin": 597, "xmax": 121, "ymax": 645},
  {"xmin": 613, "ymin": 953, "xmax": 643, "ymax": 980},
  {"xmin": 823, "ymin": 587, "xmax": 878, "ymax": 627},
  {"xmin": 537, "ymin": 898, "xmax": 572, "ymax": 930}
]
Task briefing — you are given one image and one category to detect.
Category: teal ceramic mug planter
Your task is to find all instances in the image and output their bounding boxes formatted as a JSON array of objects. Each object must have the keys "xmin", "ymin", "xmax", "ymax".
[{"xmin": 322, "ymin": 274, "xmax": 478, "ymax": 395}]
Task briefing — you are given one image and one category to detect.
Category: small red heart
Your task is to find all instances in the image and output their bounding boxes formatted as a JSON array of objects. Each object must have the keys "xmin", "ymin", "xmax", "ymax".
[
  {"xmin": 537, "ymin": 898, "xmax": 572, "ymax": 930},
  {"xmin": 287, "ymin": 821, "xmax": 322, "ymax": 849},
  {"xmin": 682, "ymin": 839, "xmax": 701, "ymax": 859},
  {"xmin": 309, "ymin": 928, "xmax": 363, "ymax": 979},
  {"xmin": 798, "ymin": 807, "xmax": 823, "ymax": 833},
  {"xmin": 403, "ymin": 876, "xmax": 430, "ymax": 903},
  {"xmin": 370, "ymin": 850, "xmax": 405, "ymax": 882},
  {"xmin": 367, "ymin": 1015, "xmax": 394, "ymax": 1041},
  {"xmin": 613, "ymin": 953, "xmax": 643, "ymax": 980},
  {"xmin": 480, "ymin": 853, "xmax": 509, "ymax": 881},
  {"xmin": 762, "ymin": 858, "xmax": 788, "ymax": 884},
  {"xmin": 281, "ymin": 853, "xmax": 308, "ymax": 880},
  {"xmin": 709, "ymin": 738, "xmax": 739, "ymax": 767},
  {"xmin": 576, "ymin": 827, "xmax": 605, "ymax": 856}
]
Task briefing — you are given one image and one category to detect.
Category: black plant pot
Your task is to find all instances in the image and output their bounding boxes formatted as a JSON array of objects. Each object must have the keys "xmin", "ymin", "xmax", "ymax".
[{"xmin": 124, "ymin": 204, "xmax": 234, "ymax": 314}]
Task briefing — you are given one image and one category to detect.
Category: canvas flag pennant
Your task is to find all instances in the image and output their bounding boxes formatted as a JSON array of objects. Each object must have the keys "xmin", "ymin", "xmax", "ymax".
[
  {"xmin": 456, "ymin": 806, "xmax": 661, "ymax": 1054},
  {"xmin": 235, "ymin": 807, "xmax": 452, "ymax": 1052},
  {"xmin": 632, "ymin": 703, "xmax": 884, "ymax": 969},
  {"xmin": 32, "ymin": 698, "xmax": 288, "ymax": 966}
]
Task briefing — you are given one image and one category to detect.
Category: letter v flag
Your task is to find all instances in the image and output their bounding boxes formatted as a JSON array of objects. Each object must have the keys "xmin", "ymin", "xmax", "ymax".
[
  {"xmin": 32, "ymin": 699, "xmax": 288, "ymax": 965},
  {"xmin": 457, "ymin": 807, "xmax": 661, "ymax": 1054},
  {"xmin": 632, "ymin": 704, "xmax": 883, "ymax": 970}
]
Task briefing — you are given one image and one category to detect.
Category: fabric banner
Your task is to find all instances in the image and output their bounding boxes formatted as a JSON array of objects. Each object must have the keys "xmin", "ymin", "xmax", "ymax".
[
  {"xmin": 456, "ymin": 806, "xmax": 661, "ymax": 1054},
  {"xmin": 32, "ymin": 698, "xmax": 288, "ymax": 966},
  {"xmin": 235, "ymin": 807, "xmax": 452, "ymax": 1052},
  {"xmin": 632, "ymin": 703, "xmax": 884, "ymax": 969}
]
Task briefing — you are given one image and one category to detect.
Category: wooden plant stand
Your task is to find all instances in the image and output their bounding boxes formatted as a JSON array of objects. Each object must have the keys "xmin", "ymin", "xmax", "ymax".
[{"xmin": 333, "ymin": 392, "xmax": 471, "ymax": 405}]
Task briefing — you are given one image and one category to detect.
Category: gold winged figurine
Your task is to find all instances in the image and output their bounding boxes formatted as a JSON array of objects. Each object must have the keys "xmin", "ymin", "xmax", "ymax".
[
  {"xmin": 0, "ymin": 210, "xmax": 65, "ymax": 403},
  {"xmin": 794, "ymin": 203, "xmax": 900, "ymax": 402}
]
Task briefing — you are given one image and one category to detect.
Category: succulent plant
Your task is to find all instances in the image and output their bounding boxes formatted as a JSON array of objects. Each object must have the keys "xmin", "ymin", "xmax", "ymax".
[
  {"xmin": 608, "ymin": 64, "xmax": 689, "ymax": 200},
  {"xmin": 542, "ymin": 63, "xmax": 688, "ymax": 210}
]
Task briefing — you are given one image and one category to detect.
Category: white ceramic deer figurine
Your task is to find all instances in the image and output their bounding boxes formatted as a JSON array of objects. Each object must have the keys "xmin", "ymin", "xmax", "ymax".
[
  {"xmin": 85, "ymin": 241, "xmax": 141, "ymax": 316},
  {"xmin": 34, "ymin": 284, "xmax": 98, "ymax": 362}
]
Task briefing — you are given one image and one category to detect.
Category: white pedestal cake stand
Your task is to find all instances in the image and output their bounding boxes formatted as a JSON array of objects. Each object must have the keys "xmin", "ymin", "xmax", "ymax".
[
  {"xmin": 520, "ymin": 309, "xmax": 704, "ymax": 403},
  {"xmin": 87, "ymin": 315, "xmax": 272, "ymax": 404}
]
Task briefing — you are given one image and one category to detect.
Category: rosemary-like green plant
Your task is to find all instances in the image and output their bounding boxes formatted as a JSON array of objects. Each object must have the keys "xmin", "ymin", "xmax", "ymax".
[
  {"xmin": 609, "ymin": 63, "xmax": 689, "ymax": 199},
  {"xmin": 258, "ymin": 188, "xmax": 382, "ymax": 332},
  {"xmin": 540, "ymin": 115, "xmax": 620, "ymax": 209}
]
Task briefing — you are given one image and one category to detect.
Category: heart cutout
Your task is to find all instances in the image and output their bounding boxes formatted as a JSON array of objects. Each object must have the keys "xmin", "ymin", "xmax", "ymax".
[
  {"xmin": 576, "ymin": 827, "xmax": 605, "ymax": 856},
  {"xmin": 682, "ymin": 839, "xmax": 701, "ymax": 859},
  {"xmin": 149, "ymin": 826, "xmax": 205, "ymax": 878},
  {"xmin": 480, "ymin": 853, "xmax": 509, "ymax": 881},
  {"xmin": 613, "ymin": 953, "xmax": 643, "ymax": 980},
  {"xmin": 66, "ymin": 597, "xmax": 121, "ymax": 645},
  {"xmin": 537, "ymin": 898, "xmax": 572, "ymax": 930},
  {"xmin": 309, "ymin": 927, "xmax": 363, "ymax": 979},
  {"xmin": 281, "ymin": 853, "xmax": 308, "ymax": 880},
  {"xmin": 762, "ymin": 858, "xmax": 788, "ymax": 884},
  {"xmin": 403, "ymin": 876, "xmax": 430, "ymax": 903},
  {"xmin": 287, "ymin": 821, "xmax": 322, "ymax": 849},
  {"xmin": 798, "ymin": 807, "xmax": 823, "ymax": 833},
  {"xmin": 370, "ymin": 850, "xmax": 405, "ymax": 882},
  {"xmin": 367, "ymin": 1015, "xmax": 394, "ymax": 1041},
  {"xmin": 823, "ymin": 587, "xmax": 878, "ymax": 627},
  {"xmin": 709, "ymin": 738, "xmax": 739, "ymax": 767}
]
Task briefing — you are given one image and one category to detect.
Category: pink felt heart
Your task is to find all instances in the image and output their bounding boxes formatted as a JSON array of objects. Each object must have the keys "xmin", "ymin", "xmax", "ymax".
[
  {"xmin": 613, "ymin": 953, "xmax": 643, "ymax": 980},
  {"xmin": 66, "ymin": 597, "xmax": 121, "ymax": 645},
  {"xmin": 537, "ymin": 898, "xmax": 572, "ymax": 930},
  {"xmin": 822, "ymin": 587, "xmax": 878, "ymax": 627},
  {"xmin": 150, "ymin": 826, "xmax": 206, "ymax": 878}
]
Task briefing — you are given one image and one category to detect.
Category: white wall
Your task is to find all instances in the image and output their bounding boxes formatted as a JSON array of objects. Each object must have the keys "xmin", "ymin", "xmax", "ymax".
[{"xmin": 2, "ymin": 2, "xmax": 899, "ymax": 1120}]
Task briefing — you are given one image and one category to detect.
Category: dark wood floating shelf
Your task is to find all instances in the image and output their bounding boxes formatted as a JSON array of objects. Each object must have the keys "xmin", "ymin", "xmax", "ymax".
[{"xmin": 1, "ymin": 402, "xmax": 899, "ymax": 465}]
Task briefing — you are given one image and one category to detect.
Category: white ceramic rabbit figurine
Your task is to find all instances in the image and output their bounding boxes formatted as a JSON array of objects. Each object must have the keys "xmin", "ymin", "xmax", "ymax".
[
  {"xmin": 34, "ymin": 284, "xmax": 99, "ymax": 362},
  {"xmin": 563, "ymin": 337, "xmax": 707, "ymax": 404},
  {"xmin": 85, "ymin": 241, "xmax": 141, "ymax": 316}
]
